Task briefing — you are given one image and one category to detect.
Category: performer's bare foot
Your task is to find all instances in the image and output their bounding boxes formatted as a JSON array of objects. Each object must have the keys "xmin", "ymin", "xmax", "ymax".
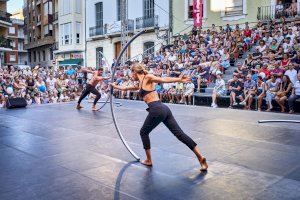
[
  {"xmin": 140, "ymin": 159, "xmax": 152, "ymax": 166},
  {"xmin": 198, "ymin": 156, "xmax": 208, "ymax": 171},
  {"xmin": 76, "ymin": 104, "xmax": 83, "ymax": 109},
  {"xmin": 92, "ymin": 106, "xmax": 98, "ymax": 111}
]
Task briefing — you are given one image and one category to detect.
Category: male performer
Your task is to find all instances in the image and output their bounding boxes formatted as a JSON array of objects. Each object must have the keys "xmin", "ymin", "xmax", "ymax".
[{"xmin": 77, "ymin": 68, "xmax": 109, "ymax": 111}]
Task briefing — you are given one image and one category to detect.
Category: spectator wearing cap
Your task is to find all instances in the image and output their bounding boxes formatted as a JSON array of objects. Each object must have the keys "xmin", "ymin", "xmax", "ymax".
[
  {"xmin": 211, "ymin": 73, "xmax": 226, "ymax": 108},
  {"xmin": 288, "ymin": 73, "xmax": 300, "ymax": 114},
  {"xmin": 229, "ymin": 74, "xmax": 243, "ymax": 108}
]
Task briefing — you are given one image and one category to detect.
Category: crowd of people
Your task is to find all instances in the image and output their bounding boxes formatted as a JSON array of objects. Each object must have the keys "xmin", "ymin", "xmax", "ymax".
[
  {"xmin": 1, "ymin": 19, "xmax": 300, "ymax": 113},
  {"xmin": 0, "ymin": 66, "xmax": 84, "ymax": 107}
]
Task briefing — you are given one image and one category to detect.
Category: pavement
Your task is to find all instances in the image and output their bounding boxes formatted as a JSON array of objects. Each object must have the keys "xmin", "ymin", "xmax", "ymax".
[{"xmin": 0, "ymin": 100, "xmax": 300, "ymax": 200}]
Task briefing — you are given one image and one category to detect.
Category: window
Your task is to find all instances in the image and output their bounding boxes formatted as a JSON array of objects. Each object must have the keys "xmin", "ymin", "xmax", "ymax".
[
  {"xmin": 95, "ymin": 2, "xmax": 103, "ymax": 27},
  {"xmin": 75, "ymin": 0, "xmax": 81, "ymax": 13},
  {"xmin": 76, "ymin": 22, "xmax": 81, "ymax": 44},
  {"xmin": 38, "ymin": 51, "xmax": 41, "ymax": 62},
  {"xmin": 9, "ymin": 27, "xmax": 16, "ymax": 34},
  {"xmin": 50, "ymin": 48, "xmax": 53, "ymax": 60},
  {"xmin": 61, "ymin": 0, "xmax": 71, "ymax": 15},
  {"xmin": 117, "ymin": 0, "xmax": 121, "ymax": 21},
  {"xmin": 10, "ymin": 41, "xmax": 16, "ymax": 48},
  {"xmin": 42, "ymin": 50, "xmax": 46, "ymax": 61},
  {"xmin": 9, "ymin": 54, "xmax": 16, "ymax": 62},
  {"xmin": 44, "ymin": 24, "xmax": 53, "ymax": 36},
  {"xmin": 224, "ymin": 0, "xmax": 243, "ymax": 16},
  {"xmin": 44, "ymin": 1, "xmax": 53, "ymax": 15},
  {"xmin": 96, "ymin": 47, "xmax": 104, "ymax": 69},
  {"xmin": 44, "ymin": 25, "xmax": 49, "ymax": 35},
  {"xmin": 61, "ymin": 23, "xmax": 71, "ymax": 45},
  {"xmin": 33, "ymin": 51, "xmax": 36, "ymax": 62},
  {"xmin": 143, "ymin": 0, "xmax": 154, "ymax": 18},
  {"xmin": 143, "ymin": 42, "xmax": 155, "ymax": 56},
  {"xmin": 29, "ymin": 52, "xmax": 31, "ymax": 63}
]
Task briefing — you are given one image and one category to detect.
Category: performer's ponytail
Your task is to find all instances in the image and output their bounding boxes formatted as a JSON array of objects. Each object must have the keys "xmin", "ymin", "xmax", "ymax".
[{"xmin": 131, "ymin": 64, "xmax": 148, "ymax": 74}]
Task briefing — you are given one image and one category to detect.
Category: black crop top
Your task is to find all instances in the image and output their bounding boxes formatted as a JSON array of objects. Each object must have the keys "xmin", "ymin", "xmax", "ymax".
[{"xmin": 139, "ymin": 75, "xmax": 155, "ymax": 98}]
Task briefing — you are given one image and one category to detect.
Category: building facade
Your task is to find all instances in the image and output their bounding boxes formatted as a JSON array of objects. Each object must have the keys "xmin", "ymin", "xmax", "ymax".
[
  {"xmin": 23, "ymin": 0, "xmax": 56, "ymax": 67},
  {"xmin": 5, "ymin": 10, "xmax": 28, "ymax": 66},
  {"xmin": 86, "ymin": 0, "xmax": 170, "ymax": 69},
  {"xmin": 172, "ymin": 0, "xmax": 281, "ymax": 34},
  {"xmin": 0, "ymin": 0, "xmax": 12, "ymax": 67},
  {"xmin": 53, "ymin": 0, "xmax": 85, "ymax": 68}
]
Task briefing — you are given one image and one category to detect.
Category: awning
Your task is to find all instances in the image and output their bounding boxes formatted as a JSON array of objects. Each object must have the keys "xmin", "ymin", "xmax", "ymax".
[{"xmin": 58, "ymin": 59, "xmax": 83, "ymax": 66}]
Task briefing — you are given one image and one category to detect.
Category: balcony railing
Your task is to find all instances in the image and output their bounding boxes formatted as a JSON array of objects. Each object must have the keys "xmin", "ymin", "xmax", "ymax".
[
  {"xmin": 257, "ymin": 2, "xmax": 300, "ymax": 21},
  {"xmin": 136, "ymin": 15, "xmax": 158, "ymax": 29},
  {"xmin": 0, "ymin": 37, "xmax": 12, "ymax": 49},
  {"xmin": 225, "ymin": 5, "xmax": 243, "ymax": 16},
  {"xmin": 0, "ymin": 11, "xmax": 12, "ymax": 24},
  {"xmin": 89, "ymin": 26, "xmax": 106, "ymax": 37},
  {"xmin": 89, "ymin": 19, "xmax": 134, "ymax": 37}
]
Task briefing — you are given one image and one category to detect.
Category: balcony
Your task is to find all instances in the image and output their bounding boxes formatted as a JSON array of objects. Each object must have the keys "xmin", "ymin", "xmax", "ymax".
[
  {"xmin": 136, "ymin": 15, "xmax": 158, "ymax": 29},
  {"xmin": 0, "ymin": 37, "xmax": 12, "ymax": 50},
  {"xmin": 89, "ymin": 19, "xmax": 134, "ymax": 38},
  {"xmin": 257, "ymin": 2, "xmax": 300, "ymax": 21},
  {"xmin": 224, "ymin": 5, "xmax": 243, "ymax": 17},
  {"xmin": 0, "ymin": 11, "xmax": 12, "ymax": 27},
  {"xmin": 24, "ymin": 36, "xmax": 55, "ymax": 50}
]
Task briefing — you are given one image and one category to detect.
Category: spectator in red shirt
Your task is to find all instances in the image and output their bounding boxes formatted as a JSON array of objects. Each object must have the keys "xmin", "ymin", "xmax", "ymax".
[{"xmin": 259, "ymin": 64, "xmax": 271, "ymax": 79}]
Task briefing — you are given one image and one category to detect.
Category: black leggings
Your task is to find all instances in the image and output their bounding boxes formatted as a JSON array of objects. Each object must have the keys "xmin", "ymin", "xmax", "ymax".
[
  {"xmin": 140, "ymin": 101, "xmax": 197, "ymax": 150},
  {"xmin": 78, "ymin": 84, "xmax": 101, "ymax": 106}
]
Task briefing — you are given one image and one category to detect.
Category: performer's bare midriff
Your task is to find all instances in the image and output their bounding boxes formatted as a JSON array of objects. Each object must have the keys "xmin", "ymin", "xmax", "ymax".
[
  {"xmin": 77, "ymin": 68, "xmax": 109, "ymax": 111},
  {"xmin": 111, "ymin": 64, "xmax": 208, "ymax": 171}
]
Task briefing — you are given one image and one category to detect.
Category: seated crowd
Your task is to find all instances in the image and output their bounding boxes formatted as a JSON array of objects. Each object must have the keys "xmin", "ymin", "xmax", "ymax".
[
  {"xmin": 0, "ymin": 66, "xmax": 84, "ymax": 108},
  {"xmin": 211, "ymin": 20, "xmax": 300, "ymax": 113},
  {"xmin": 1, "ymin": 20, "xmax": 300, "ymax": 113}
]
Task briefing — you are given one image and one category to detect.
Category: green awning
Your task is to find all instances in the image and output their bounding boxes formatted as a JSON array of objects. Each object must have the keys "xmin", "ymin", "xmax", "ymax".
[{"xmin": 59, "ymin": 59, "xmax": 83, "ymax": 66}]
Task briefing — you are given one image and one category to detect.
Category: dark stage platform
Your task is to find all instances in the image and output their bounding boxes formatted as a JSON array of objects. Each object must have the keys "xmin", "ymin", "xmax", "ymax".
[{"xmin": 1, "ymin": 100, "xmax": 300, "ymax": 200}]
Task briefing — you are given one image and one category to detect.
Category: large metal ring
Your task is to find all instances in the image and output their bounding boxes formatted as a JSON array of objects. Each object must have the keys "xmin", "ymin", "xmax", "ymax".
[{"xmin": 109, "ymin": 30, "xmax": 146, "ymax": 161}]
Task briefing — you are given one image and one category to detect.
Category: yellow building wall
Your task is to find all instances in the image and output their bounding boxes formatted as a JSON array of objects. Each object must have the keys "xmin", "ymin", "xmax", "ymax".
[{"xmin": 172, "ymin": 0, "xmax": 272, "ymax": 35}]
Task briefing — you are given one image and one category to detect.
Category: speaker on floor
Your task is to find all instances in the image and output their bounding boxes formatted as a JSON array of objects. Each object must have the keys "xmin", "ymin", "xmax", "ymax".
[{"xmin": 6, "ymin": 97, "xmax": 27, "ymax": 109}]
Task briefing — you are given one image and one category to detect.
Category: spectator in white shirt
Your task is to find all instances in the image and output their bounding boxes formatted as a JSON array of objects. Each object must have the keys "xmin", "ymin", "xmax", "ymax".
[
  {"xmin": 182, "ymin": 80, "xmax": 195, "ymax": 105},
  {"xmin": 288, "ymin": 73, "xmax": 300, "ymax": 114},
  {"xmin": 285, "ymin": 64, "xmax": 298, "ymax": 85},
  {"xmin": 211, "ymin": 73, "xmax": 226, "ymax": 108}
]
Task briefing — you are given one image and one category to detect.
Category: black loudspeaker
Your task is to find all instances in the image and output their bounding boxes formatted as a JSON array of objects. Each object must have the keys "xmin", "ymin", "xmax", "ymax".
[{"xmin": 6, "ymin": 97, "xmax": 27, "ymax": 109}]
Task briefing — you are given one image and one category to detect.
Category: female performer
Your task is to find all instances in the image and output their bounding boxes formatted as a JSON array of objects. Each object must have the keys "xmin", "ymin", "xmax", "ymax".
[
  {"xmin": 111, "ymin": 64, "xmax": 208, "ymax": 171},
  {"xmin": 77, "ymin": 68, "xmax": 109, "ymax": 111}
]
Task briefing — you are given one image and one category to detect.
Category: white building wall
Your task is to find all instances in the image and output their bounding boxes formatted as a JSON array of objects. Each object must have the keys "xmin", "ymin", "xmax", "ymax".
[
  {"xmin": 56, "ymin": 0, "xmax": 86, "ymax": 65},
  {"xmin": 86, "ymin": 0, "xmax": 170, "ymax": 68},
  {"xmin": 87, "ymin": 32, "xmax": 163, "ymax": 68}
]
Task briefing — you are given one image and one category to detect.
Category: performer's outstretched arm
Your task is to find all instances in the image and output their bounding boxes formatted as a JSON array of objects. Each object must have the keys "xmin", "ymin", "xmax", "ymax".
[
  {"xmin": 111, "ymin": 83, "xmax": 139, "ymax": 91},
  {"xmin": 147, "ymin": 74, "xmax": 190, "ymax": 83}
]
